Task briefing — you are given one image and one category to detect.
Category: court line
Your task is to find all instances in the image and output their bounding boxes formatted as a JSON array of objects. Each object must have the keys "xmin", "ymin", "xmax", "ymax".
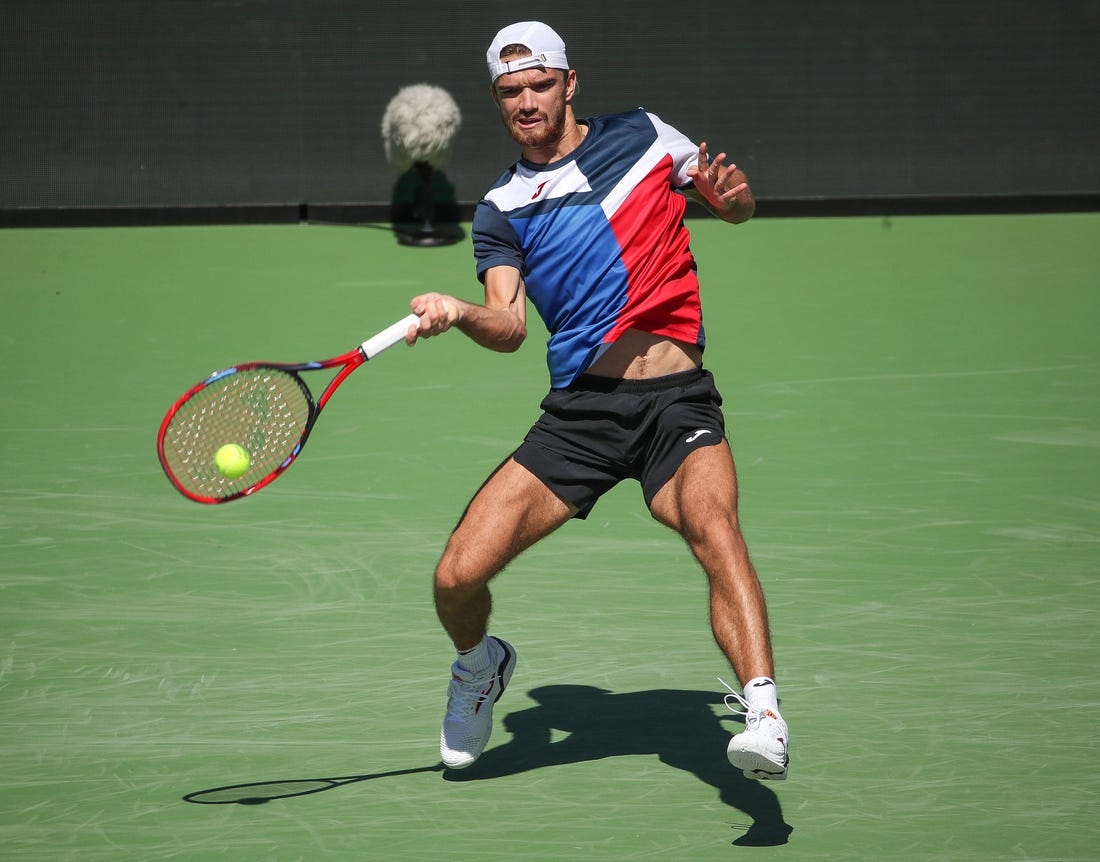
[{"xmin": 752, "ymin": 363, "xmax": 1085, "ymax": 388}]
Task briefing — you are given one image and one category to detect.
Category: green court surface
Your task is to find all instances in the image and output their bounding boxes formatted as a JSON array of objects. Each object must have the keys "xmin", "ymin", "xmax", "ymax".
[{"xmin": 2, "ymin": 214, "xmax": 1098, "ymax": 860}]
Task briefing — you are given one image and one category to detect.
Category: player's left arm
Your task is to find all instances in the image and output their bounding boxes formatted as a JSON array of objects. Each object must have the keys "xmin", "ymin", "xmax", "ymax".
[{"xmin": 685, "ymin": 142, "xmax": 755, "ymax": 224}]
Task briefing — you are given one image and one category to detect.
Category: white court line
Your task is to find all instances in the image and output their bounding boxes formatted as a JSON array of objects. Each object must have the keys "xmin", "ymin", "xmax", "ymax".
[{"xmin": 753, "ymin": 363, "xmax": 1085, "ymax": 388}]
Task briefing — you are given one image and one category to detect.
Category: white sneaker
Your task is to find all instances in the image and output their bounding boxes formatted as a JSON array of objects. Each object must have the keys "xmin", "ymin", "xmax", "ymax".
[
  {"xmin": 720, "ymin": 678, "xmax": 789, "ymax": 780},
  {"xmin": 439, "ymin": 637, "xmax": 516, "ymax": 769}
]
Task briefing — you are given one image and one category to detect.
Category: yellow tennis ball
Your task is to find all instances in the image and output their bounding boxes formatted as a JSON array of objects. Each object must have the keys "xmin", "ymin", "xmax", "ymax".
[{"xmin": 214, "ymin": 444, "xmax": 251, "ymax": 479}]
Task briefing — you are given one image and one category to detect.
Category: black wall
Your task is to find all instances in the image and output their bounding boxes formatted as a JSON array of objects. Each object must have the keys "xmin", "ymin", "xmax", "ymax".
[{"xmin": 3, "ymin": 1, "xmax": 1098, "ymax": 212}]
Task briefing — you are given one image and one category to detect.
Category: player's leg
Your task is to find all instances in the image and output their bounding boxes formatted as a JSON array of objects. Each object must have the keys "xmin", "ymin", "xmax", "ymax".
[
  {"xmin": 649, "ymin": 441, "xmax": 773, "ymax": 682},
  {"xmin": 436, "ymin": 456, "xmax": 575, "ymax": 769},
  {"xmin": 435, "ymin": 456, "xmax": 575, "ymax": 648},
  {"xmin": 649, "ymin": 441, "xmax": 789, "ymax": 779}
]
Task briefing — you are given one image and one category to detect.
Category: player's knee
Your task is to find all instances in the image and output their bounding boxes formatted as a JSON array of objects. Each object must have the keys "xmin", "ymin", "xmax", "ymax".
[
  {"xmin": 433, "ymin": 561, "xmax": 464, "ymax": 594},
  {"xmin": 682, "ymin": 510, "xmax": 743, "ymax": 555},
  {"xmin": 433, "ymin": 550, "xmax": 490, "ymax": 595}
]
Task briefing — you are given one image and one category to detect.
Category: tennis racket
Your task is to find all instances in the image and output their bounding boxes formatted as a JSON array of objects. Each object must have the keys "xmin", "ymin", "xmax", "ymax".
[{"xmin": 157, "ymin": 313, "xmax": 419, "ymax": 504}]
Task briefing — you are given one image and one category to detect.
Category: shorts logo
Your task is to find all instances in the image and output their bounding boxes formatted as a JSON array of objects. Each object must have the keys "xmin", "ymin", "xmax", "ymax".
[{"xmin": 684, "ymin": 429, "xmax": 713, "ymax": 444}]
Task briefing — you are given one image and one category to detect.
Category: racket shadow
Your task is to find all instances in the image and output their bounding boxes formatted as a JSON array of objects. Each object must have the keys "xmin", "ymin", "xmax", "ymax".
[
  {"xmin": 448, "ymin": 685, "xmax": 793, "ymax": 847},
  {"xmin": 183, "ymin": 764, "xmax": 444, "ymax": 805}
]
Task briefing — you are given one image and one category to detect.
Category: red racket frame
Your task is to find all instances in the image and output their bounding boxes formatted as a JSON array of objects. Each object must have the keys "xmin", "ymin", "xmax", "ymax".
[{"xmin": 156, "ymin": 314, "xmax": 418, "ymax": 504}]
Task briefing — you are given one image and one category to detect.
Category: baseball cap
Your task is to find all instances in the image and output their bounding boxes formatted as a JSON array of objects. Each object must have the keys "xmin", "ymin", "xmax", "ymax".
[{"xmin": 486, "ymin": 21, "xmax": 570, "ymax": 82}]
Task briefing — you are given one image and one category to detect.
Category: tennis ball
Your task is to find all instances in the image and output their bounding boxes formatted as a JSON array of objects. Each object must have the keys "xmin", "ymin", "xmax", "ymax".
[{"xmin": 214, "ymin": 444, "xmax": 251, "ymax": 479}]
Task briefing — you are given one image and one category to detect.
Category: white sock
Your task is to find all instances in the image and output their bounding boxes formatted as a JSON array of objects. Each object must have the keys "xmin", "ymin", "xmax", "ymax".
[
  {"xmin": 742, "ymin": 677, "xmax": 779, "ymax": 712},
  {"xmin": 456, "ymin": 636, "xmax": 492, "ymax": 675}
]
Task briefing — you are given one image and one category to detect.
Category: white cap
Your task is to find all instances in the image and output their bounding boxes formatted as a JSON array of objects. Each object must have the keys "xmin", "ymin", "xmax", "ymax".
[{"xmin": 486, "ymin": 21, "xmax": 570, "ymax": 82}]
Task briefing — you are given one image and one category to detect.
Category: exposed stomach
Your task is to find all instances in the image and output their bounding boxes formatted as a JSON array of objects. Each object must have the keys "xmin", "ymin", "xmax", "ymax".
[{"xmin": 584, "ymin": 328, "xmax": 702, "ymax": 380}]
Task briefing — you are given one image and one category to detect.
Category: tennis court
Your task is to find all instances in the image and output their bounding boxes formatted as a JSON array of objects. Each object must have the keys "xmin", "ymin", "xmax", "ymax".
[{"xmin": 2, "ymin": 213, "xmax": 1098, "ymax": 859}]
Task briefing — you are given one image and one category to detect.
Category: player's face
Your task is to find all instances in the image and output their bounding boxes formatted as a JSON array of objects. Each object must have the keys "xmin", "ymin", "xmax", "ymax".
[{"xmin": 492, "ymin": 65, "xmax": 574, "ymax": 151}]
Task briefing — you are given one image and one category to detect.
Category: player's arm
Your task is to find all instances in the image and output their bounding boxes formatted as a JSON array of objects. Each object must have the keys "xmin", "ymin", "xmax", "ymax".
[
  {"xmin": 685, "ymin": 142, "xmax": 755, "ymax": 224},
  {"xmin": 407, "ymin": 265, "xmax": 527, "ymax": 352}
]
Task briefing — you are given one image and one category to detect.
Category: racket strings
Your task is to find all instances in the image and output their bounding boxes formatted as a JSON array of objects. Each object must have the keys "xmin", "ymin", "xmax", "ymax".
[{"xmin": 161, "ymin": 369, "xmax": 313, "ymax": 499}]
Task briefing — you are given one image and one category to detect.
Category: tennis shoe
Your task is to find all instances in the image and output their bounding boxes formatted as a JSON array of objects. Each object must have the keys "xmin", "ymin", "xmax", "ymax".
[
  {"xmin": 439, "ymin": 636, "xmax": 516, "ymax": 770},
  {"xmin": 720, "ymin": 678, "xmax": 789, "ymax": 780}
]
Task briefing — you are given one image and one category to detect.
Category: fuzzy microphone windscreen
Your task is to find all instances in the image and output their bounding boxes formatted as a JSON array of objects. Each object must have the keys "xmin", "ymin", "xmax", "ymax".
[{"xmin": 381, "ymin": 84, "xmax": 463, "ymax": 172}]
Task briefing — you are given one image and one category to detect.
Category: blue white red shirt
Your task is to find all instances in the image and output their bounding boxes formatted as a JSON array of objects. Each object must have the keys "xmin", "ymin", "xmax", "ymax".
[{"xmin": 472, "ymin": 109, "xmax": 705, "ymax": 388}]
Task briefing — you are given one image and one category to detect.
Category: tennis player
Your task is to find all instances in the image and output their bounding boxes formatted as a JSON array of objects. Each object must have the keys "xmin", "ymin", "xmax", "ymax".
[{"xmin": 406, "ymin": 21, "xmax": 789, "ymax": 781}]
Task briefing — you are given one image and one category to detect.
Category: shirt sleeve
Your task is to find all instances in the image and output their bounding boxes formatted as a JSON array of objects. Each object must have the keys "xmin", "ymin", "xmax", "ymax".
[
  {"xmin": 645, "ymin": 111, "xmax": 700, "ymax": 189},
  {"xmin": 472, "ymin": 199, "xmax": 524, "ymax": 282}
]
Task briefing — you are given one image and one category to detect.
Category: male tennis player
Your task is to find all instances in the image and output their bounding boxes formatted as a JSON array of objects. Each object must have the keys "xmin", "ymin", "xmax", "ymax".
[{"xmin": 406, "ymin": 21, "xmax": 789, "ymax": 781}]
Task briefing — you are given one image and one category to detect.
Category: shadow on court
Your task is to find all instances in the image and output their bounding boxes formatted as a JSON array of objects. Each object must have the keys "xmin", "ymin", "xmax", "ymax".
[
  {"xmin": 182, "ymin": 764, "xmax": 445, "ymax": 806},
  {"xmin": 445, "ymin": 686, "xmax": 793, "ymax": 847},
  {"xmin": 183, "ymin": 686, "xmax": 790, "ymax": 846}
]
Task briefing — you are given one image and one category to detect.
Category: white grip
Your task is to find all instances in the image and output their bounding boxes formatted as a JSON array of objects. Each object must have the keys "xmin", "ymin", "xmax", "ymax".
[{"xmin": 360, "ymin": 313, "xmax": 420, "ymax": 360}]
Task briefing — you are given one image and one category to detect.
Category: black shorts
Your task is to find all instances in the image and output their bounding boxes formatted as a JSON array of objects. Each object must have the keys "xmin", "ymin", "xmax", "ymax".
[{"xmin": 512, "ymin": 367, "xmax": 727, "ymax": 519}]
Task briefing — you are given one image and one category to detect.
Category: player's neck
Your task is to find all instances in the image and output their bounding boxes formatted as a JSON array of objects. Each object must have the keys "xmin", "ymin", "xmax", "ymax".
[{"xmin": 522, "ymin": 113, "xmax": 587, "ymax": 165}]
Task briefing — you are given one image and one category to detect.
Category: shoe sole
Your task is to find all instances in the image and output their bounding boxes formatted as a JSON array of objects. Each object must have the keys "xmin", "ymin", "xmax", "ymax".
[
  {"xmin": 727, "ymin": 739, "xmax": 788, "ymax": 781},
  {"xmin": 728, "ymin": 750, "xmax": 788, "ymax": 780}
]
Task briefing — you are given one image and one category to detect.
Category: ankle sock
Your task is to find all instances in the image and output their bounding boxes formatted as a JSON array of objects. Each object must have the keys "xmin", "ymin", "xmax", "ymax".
[
  {"xmin": 456, "ymin": 636, "xmax": 492, "ymax": 674},
  {"xmin": 743, "ymin": 677, "xmax": 779, "ymax": 713}
]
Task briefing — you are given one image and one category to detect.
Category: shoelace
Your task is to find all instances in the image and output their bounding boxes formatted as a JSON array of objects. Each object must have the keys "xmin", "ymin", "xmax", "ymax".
[
  {"xmin": 718, "ymin": 676, "xmax": 769, "ymax": 727},
  {"xmin": 446, "ymin": 673, "xmax": 495, "ymax": 719}
]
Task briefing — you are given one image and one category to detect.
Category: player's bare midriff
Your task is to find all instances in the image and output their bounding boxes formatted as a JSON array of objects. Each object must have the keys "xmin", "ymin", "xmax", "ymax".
[{"xmin": 584, "ymin": 328, "xmax": 703, "ymax": 380}]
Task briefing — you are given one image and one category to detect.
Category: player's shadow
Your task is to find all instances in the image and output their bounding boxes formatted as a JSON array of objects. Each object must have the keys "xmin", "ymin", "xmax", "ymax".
[
  {"xmin": 446, "ymin": 685, "xmax": 793, "ymax": 847},
  {"xmin": 182, "ymin": 686, "xmax": 791, "ymax": 846}
]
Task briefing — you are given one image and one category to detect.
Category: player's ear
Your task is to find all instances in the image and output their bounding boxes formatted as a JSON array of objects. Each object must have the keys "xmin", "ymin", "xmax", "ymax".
[{"xmin": 565, "ymin": 69, "xmax": 578, "ymax": 102}]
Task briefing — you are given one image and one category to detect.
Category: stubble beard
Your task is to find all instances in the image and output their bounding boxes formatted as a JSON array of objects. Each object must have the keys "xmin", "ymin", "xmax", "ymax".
[{"xmin": 506, "ymin": 107, "xmax": 566, "ymax": 153}]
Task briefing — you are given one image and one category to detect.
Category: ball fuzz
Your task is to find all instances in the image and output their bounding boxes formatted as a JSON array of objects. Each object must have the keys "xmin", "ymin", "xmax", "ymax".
[{"xmin": 214, "ymin": 444, "xmax": 251, "ymax": 480}]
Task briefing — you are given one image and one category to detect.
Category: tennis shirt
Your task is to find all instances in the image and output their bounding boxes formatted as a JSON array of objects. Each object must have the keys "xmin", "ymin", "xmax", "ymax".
[{"xmin": 472, "ymin": 109, "xmax": 706, "ymax": 388}]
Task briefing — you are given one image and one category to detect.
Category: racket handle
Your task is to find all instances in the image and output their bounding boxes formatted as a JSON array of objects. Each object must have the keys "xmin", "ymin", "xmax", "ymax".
[{"xmin": 361, "ymin": 313, "xmax": 420, "ymax": 360}]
